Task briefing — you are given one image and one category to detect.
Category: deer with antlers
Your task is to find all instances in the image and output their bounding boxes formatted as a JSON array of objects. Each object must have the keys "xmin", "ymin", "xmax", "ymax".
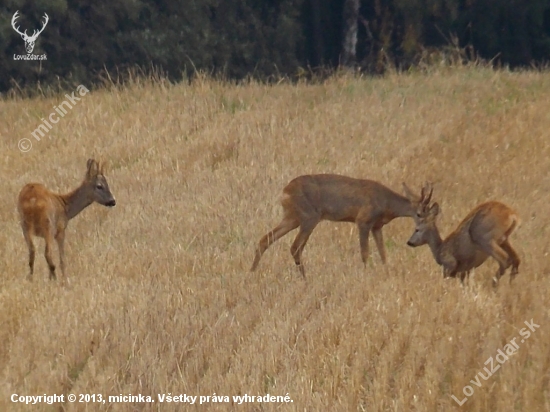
[
  {"xmin": 11, "ymin": 11, "xmax": 49, "ymax": 54},
  {"xmin": 17, "ymin": 159, "xmax": 116, "ymax": 283},
  {"xmin": 406, "ymin": 192, "xmax": 520, "ymax": 287},
  {"xmin": 250, "ymin": 174, "xmax": 433, "ymax": 277}
]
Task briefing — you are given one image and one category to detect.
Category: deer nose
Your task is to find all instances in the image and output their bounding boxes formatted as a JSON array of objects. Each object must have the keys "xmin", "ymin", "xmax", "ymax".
[
  {"xmin": 406, "ymin": 241, "xmax": 415, "ymax": 247},
  {"xmin": 106, "ymin": 199, "xmax": 116, "ymax": 207}
]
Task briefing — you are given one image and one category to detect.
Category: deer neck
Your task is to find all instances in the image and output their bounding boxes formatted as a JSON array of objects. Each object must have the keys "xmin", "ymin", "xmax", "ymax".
[
  {"xmin": 60, "ymin": 181, "xmax": 94, "ymax": 220},
  {"xmin": 426, "ymin": 228, "xmax": 445, "ymax": 266},
  {"xmin": 388, "ymin": 192, "xmax": 415, "ymax": 218}
]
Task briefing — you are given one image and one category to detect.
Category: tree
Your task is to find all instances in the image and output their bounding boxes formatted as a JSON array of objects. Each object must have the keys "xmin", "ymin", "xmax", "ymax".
[{"xmin": 341, "ymin": 0, "xmax": 360, "ymax": 66}]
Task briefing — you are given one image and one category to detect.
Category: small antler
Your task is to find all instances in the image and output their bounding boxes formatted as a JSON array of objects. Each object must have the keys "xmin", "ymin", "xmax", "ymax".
[{"xmin": 419, "ymin": 181, "xmax": 433, "ymax": 212}]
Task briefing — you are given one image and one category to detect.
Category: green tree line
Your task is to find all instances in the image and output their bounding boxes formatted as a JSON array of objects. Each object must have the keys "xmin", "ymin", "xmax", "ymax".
[{"xmin": 1, "ymin": 0, "xmax": 550, "ymax": 93}]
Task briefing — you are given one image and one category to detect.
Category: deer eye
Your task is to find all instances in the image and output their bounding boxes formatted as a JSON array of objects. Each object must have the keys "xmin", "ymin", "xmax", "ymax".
[{"xmin": 96, "ymin": 184, "xmax": 104, "ymax": 190}]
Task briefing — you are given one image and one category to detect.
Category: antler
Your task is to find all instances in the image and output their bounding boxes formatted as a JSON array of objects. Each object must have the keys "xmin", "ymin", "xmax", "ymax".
[
  {"xmin": 11, "ymin": 11, "xmax": 27, "ymax": 38},
  {"xmin": 28, "ymin": 13, "xmax": 49, "ymax": 41},
  {"xmin": 11, "ymin": 11, "xmax": 49, "ymax": 41},
  {"xmin": 420, "ymin": 182, "xmax": 433, "ymax": 209}
]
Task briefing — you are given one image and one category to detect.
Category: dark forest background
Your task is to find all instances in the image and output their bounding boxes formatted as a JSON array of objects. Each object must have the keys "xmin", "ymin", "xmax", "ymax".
[{"xmin": 1, "ymin": 0, "xmax": 550, "ymax": 93}]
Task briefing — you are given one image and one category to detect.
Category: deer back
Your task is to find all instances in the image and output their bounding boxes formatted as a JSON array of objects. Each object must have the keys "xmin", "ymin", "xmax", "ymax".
[
  {"xmin": 442, "ymin": 201, "xmax": 518, "ymax": 271},
  {"xmin": 18, "ymin": 184, "xmax": 65, "ymax": 236},
  {"xmin": 467, "ymin": 201, "xmax": 519, "ymax": 244},
  {"xmin": 284, "ymin": 174, "xmax": 411, "ymax": 222}
]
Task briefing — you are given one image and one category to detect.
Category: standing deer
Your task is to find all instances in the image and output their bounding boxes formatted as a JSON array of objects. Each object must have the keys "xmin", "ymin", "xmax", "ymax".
[
  {"xmin": 17, "ymin": 159, "xmax": 116, "ymax": 283},
  {"xmin": 406, "ymin": 197, "xmax": 520, "ymax": 287},
  {"xmin": 250, "ymin": 174, "xmax": 432, "ymax": 277}
]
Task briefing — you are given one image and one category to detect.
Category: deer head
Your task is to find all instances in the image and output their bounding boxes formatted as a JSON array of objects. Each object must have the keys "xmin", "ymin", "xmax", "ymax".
[
  {"xmin": 407, "ymin": 201, "xmax": 440, "ymax": 247},
  {"xmin": 85, "ymin": 159, "xmax": 117, "ymax": 207},
  {"xmin": 12, "ymin": 11, "xmax": 49, "ymax": 54}
]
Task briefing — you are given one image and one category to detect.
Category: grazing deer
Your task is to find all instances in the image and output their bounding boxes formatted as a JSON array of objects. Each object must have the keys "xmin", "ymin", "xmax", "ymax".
[
  {"xmin": 250, "ymin": 174, "xmax": 432, "ymax": 277},
  {"xmin": 17, "ymin": 159, "xmax": 116, "ymax": 282},
  {"xmin": 406, "ymin": 198, "xmax": 520, "ymax": 287}
]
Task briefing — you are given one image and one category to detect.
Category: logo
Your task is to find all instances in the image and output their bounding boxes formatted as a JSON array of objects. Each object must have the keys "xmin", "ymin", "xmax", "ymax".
[{"xmin": 12, "ymin": 10, "xmax": 48, "ymax": 60}]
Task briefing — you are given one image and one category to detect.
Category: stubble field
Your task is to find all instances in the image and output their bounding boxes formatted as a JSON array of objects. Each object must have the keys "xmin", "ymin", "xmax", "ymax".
[{"xmin": 0, "ymin": 66, "xmax": 549, "ymax": 411}]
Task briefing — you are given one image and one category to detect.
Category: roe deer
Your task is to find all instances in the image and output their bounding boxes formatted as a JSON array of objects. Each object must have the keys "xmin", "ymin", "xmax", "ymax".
[
  {"xmin": 250, "ymin": 174, "xmax": 432, "ymax": 277},
  {"xmin": 406, "ymin": 199, "xmax": 520, "ymax": 287},
  {"xmin": 17, "ymin": 159, "xmax": 116, "ymax": 283}
]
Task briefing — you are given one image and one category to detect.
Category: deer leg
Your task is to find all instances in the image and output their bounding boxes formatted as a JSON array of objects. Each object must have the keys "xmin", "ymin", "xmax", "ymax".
[
  {"xmin": 372, "ymin": 224, "xmax": 386, "ymax": 264},
  {"xmin": 55, "ymin": 230, "xmax": 66, "ymax": 282},
  {"xmin": 444, "ymin": 268, "xmax": 457, "ymax": 279},
  {"xmin": 479, "ymin": 240, "xmax": 510, "ymax": 288},
  {"xmin": 459, "ymin": 270, "xmax": 472, "ymax": 286},
  {"xmin": 442, "ymin": 257, "xmax": 458, "ymax": 279},
  {"xmin": 44, "ymin": 230, "xmax": 57, "ymax": 281},
  {"xmin": 357, "ymin": 221, "xmax": 375, "ymax": 266},
  {"xmin": 22, "ymin": 226, "xmax": 35, "ymax": 280},
  {"xmin": 250, "ymin": 217, "xmax": 299, "ymax": 272},
  {"xmin": 501, "ymin": 240, "xmax": 520, "ymax": 284},
  {"xmin": 290, "ymin": 219, "xmax": 319, "ymax": 278}
]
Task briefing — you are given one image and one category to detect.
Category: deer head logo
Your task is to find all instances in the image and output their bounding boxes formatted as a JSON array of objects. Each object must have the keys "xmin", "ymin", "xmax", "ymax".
[{"xmin": 11, "ymin": 11, "xmax": 49, "ymax": 54}]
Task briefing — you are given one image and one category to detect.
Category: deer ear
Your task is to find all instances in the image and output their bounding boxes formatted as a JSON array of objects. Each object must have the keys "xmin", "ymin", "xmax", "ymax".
[
  {"xmin": 86, "ymin": 159, "xmax": 98, "ymax": 177},
  {"xmin": 430, "ymin": 202, "xmax": 440, "ymax": 216}
]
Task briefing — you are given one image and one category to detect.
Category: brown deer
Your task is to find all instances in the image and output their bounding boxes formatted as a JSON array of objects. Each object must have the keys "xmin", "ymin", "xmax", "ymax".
[
  {"xmin": 17, "ymin": 159, "xmax": 116, "ymax": 283},
  {"xmin": 250, "ymin": 174, "xmax": 432, "ymax": 277},
  {"xmin": 406, "ymin": 198, "xmax": 520, "ymax": 287}
]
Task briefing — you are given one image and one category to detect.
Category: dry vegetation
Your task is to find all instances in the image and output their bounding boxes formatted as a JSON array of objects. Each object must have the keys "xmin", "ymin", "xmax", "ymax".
[{"xmin": 0, "ymin": 66, "xmax": 549, "ymax": 411}]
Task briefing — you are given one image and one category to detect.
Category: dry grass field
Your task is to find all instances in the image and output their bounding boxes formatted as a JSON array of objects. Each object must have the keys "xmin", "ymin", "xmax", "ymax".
[{"xmin": 1, "ymin": 66, "xmax": 549, "ymax": 411}]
